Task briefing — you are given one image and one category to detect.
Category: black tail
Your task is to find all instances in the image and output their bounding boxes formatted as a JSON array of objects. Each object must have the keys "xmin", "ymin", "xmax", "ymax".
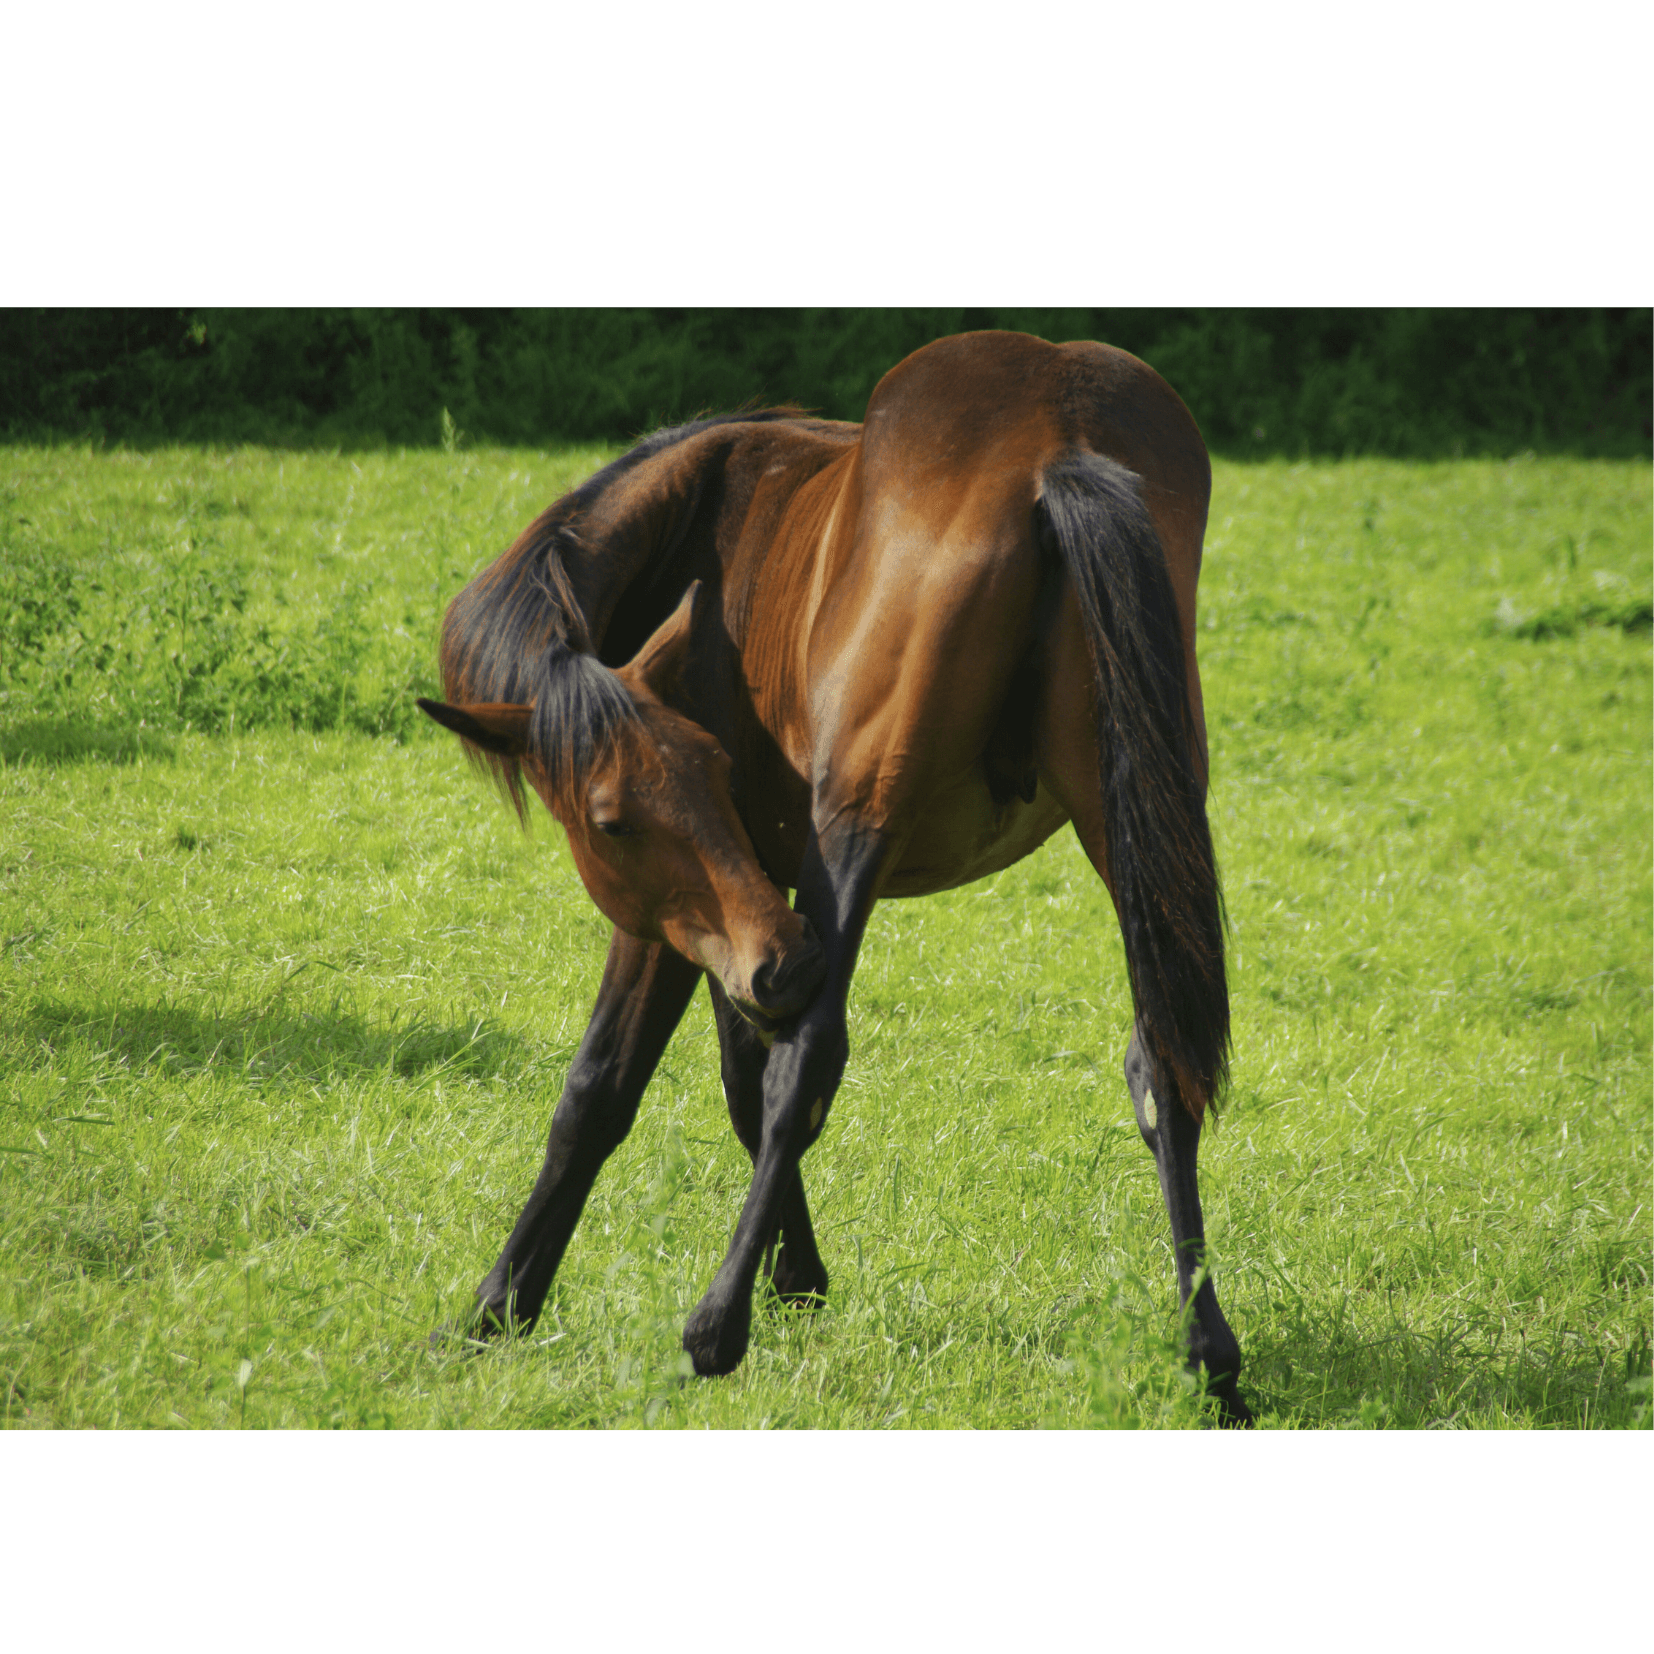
[{"xmin": 1038, "ymin": 452, "xmax": 1229, "ymax": 1121}]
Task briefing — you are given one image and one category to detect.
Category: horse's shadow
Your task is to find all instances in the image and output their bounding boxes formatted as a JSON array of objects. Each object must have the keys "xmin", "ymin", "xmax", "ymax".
[{"xmin": 10, "ymin": 995, "xmax": 530, "ymax": 1084}]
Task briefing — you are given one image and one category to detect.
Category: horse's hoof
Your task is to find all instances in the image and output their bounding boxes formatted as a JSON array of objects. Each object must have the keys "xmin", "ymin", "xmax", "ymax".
[
  {"xmin": 427, "ymin": 1303, "xmax": 508, "ymax": 1354},
  {"xmin": 769, "ymin": 1249, "xmax": 829, "ymax": 1310},
  {"xmin": 682, "ymin": 1292, "xmax": 751, "ymax": 1377},
  {"xmin": 1209, "ymin": 1378, "xmax": 1256, "ymax": 1428}
]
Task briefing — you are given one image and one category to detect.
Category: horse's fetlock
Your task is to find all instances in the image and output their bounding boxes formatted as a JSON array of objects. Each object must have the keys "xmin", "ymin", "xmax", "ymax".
[{"xmin": 1191, "ymin": 1322, "xmax": 1241, "ymax": 1384}]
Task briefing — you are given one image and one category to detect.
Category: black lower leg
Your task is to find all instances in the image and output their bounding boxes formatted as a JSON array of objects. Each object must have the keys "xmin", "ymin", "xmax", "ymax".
[
  {"xmin": 708, "ymin": 978, "xmax": 828, "ymax": 1305},
  {"xmin": 1124, "ymin": 1024, "xmax": 1254, "ymax": 1426},
  {"xmin": 444, "ymin": 934, "xmax": 700, "ymax": 1344},
  {"xmin": 682, "ymin": 822, "xmax": 891, "ymax": 1377}
]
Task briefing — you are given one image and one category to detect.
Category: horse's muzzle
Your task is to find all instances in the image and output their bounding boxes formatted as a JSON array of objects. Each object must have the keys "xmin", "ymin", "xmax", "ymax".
[{"xmin": 734, "ymin": 918, "xmax": 826, "ymax": 1032}]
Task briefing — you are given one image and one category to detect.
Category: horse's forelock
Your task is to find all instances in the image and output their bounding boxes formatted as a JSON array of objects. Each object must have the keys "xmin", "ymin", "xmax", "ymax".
[
  {"xmin": 530, "ymin": 643, "xmax": 641, "ymax": 822},
  {"xmin": 439, "ymin": 557, "xmax": 641, "ymax": 823}
]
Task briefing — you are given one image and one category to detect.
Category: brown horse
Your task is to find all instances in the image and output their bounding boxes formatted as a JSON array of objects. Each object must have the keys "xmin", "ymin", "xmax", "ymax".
[{"xmin": 419, "ymin": 329, "xmax": 1252, "ymax": 1423}]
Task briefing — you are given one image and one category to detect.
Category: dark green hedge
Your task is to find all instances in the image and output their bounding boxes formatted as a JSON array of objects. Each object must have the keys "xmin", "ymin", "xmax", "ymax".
[{"xmin": 3, "ymin": 308, "xmax": 1648, "ymax": 457}]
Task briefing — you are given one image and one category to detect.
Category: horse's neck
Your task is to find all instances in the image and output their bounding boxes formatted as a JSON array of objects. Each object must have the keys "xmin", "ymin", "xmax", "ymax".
[
  {"xmin": 560, "ymin": 435, "xmax": 721, "ymax": 654},
  {"xmin": 560, "ymin": 420, "xmax": 858, "ymax": 695}
]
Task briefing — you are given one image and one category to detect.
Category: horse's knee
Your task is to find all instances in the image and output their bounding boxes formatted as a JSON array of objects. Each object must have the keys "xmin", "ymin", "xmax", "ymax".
[
  {"xmin": 772, "ymin": 1082, "xmax": 836, "ymax": 1157},
  {"xmin": 765, "ymin": 1018, "xmax": 848, "ymax": 1149},
  {"xmin": 555, "ymin": 1056, "xmax": 642, "ymax": 1159}
]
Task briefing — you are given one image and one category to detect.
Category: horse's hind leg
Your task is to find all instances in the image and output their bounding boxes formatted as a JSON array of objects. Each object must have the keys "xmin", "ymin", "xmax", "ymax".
[
  {"xmin": 706, "ymin": 977, "xmax": 828, "ymax": 1306},
  {"xmin": 1122, "ymin": 1024, "xmax": 1252, "ymax": 1425},
  {"xmin": 449, "ymin": 930, "xmax": 700, "ymax": 1342},
  {"xmin": 1054, "ymin": 813, "xmax": 1251, "ymax": 1423},
  {"xmin": 1040, "ymin": 592, "xmax": 1252, "ymax": 1424}
]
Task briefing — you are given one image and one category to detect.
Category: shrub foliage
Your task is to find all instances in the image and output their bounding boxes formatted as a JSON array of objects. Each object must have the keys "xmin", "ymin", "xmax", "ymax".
[{"xmin": 3, "ymin": 308, "xmax": 1650, "ymax": 457}]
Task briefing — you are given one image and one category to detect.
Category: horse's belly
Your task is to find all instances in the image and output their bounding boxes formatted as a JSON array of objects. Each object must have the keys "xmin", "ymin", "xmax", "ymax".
[{"xmin": 882, "ymin": 780, "xmax": 1069, "ymax": 897}]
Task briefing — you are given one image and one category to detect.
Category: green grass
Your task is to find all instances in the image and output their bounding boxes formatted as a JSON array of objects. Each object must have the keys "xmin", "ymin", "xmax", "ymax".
[
  {"xmin": 1, "ymin": 445, "xmax": 1648, "ymax": 1428},
  {"xmin": 0, "ymin": 441, "xmax": 615, "ymax": 747}
]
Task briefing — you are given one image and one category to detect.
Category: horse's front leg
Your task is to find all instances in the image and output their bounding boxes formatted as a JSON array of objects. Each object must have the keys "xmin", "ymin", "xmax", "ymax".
[
  {"xmin": 1123, "ymin": 1023, "xmax": 1254, "ymax": 1426},
  {"xmin": 453, "ymin": 930, "xmax": 701, "ymax": 1342},
  {"xmin": 682, "ymin": 825, "xmax": 891, "ymax": 1376},
  {"xmin": 707, "ymin": 977, "xmax": 829, "ymax": 1307}
]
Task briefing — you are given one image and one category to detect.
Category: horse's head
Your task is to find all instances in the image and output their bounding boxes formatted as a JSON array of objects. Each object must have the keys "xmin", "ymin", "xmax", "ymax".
[{"xmin": 420, "ymin": 583, "xmax": 824, "ymax": 1035}]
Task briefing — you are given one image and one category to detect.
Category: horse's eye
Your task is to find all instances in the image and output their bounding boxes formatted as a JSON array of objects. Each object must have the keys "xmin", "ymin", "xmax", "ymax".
[{"xmin": 595, "ymin": 819, "xmax": 635, "ymax": 839}]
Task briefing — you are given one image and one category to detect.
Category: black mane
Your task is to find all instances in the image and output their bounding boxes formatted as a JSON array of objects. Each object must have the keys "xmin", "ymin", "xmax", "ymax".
[{"xmin": 437, "ymin": 409, "xmax": 805, "ymax": 819}]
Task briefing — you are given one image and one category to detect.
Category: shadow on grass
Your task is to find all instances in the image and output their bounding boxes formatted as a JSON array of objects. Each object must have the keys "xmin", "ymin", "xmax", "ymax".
[
  {"xmin": 7, "ymin": 996, "xmax": 531, "ymax": 1083},
  {"xmin": 1240, "ymin": 1303, "xmax": 1644, "ymax": 1428},
  {"xmin": 0, "ymin": 720, "xmax": 178, "ymax": 766}
]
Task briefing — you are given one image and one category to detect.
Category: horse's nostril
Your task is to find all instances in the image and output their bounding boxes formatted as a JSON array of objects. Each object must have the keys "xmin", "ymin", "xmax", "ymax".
[{"xmin": 752, "ymin": 938, "xmax": 826, "ymax": 1012}]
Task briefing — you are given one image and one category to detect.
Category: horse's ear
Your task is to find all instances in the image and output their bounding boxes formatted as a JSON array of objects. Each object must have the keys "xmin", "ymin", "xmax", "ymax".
[
  {"xmin": 417, "ymin": 698, "xmax": 533, "ymax": 756},
  {"xmin": 626, "ymin": 580, "xmax": 705, "ymax": 702}
]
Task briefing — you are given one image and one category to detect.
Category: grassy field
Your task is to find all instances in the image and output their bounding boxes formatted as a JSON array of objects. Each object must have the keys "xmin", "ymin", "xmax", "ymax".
[{"xmin": 1, "ymin": 443, "xmax": 1648, "ymax": 1428}]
